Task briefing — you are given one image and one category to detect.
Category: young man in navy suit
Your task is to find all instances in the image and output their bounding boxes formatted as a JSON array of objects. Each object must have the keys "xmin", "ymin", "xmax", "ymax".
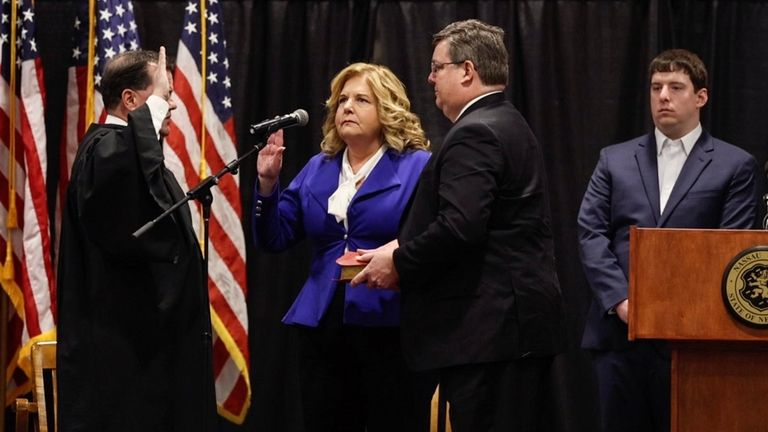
[{"xmin": 578, "ymin": 49, "xmax": 758, "ymax": 432}]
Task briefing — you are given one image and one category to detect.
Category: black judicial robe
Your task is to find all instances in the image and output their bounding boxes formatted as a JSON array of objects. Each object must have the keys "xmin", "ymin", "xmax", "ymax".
[{"xmin": 56, "ymin": 104, "xmax": 217, "ymax": 432}]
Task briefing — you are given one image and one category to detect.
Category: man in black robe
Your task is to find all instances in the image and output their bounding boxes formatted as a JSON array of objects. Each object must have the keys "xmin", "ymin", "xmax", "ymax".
[{"xmin": 57, "ymin": 47, "xmax": 217, "ymax": 432}]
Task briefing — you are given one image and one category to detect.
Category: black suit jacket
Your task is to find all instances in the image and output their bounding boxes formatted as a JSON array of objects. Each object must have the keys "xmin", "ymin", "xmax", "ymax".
[{"xmin": 394, "ymin": 92, "xmax": 565, "ymax": 371}]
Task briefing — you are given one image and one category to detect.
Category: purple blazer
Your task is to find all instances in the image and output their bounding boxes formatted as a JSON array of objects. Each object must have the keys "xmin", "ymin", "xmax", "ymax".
[{"xmin": 253, "ymin": 148, "xmax": 430, "ymax": 327}]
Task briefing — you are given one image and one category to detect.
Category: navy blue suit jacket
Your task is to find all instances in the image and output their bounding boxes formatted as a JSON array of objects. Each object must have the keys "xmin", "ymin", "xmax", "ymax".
[{"xmin": 578, "ymin": 131, "xmax": 758, "ymax": 350}]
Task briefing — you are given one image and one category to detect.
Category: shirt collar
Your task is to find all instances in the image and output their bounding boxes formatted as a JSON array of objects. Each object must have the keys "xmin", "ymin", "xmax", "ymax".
[
  {"xmin": 105, "ymin": 114, "xmax": 127, "ymax": 126},
  {"xmin": 655, "ymin": 123, "xmax": 702, "ymax": 156},
  {"xmin": 456, "ymin": 90, "xmax": 503, "ymax": 121}
]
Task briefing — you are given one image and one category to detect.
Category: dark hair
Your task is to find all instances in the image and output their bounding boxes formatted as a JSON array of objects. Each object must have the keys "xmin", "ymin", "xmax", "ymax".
[
  {"xmin": 100, "ymin": 50, "xmax": 158, "ymax": 110},
  {"xmin": 649, "ymin": 49, "xmax": 708, "ymax": 92},
  {"xmin": 433, "ymin": 19, "xmax": 508, "ymax": 87}
]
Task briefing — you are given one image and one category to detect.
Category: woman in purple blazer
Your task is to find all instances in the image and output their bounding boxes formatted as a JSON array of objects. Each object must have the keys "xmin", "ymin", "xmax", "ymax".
[{"xmin": 253, "ymin": 63, "xmax": 431, "ymax": 432}]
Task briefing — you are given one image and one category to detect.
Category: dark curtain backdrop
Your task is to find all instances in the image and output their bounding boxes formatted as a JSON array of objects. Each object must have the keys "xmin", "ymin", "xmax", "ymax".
[{"xmin": 28, "ymin": 1, "xmax": 768, "ymax": 431}]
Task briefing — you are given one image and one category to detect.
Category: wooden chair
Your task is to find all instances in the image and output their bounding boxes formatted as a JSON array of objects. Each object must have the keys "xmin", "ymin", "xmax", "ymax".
[
  {"xmin": 430, "ymin": 384, "xmax": 452, "ymax": 432},
  {"xmin": 14, "ymin": 341, "xmax": 57, "ymax": 432}
]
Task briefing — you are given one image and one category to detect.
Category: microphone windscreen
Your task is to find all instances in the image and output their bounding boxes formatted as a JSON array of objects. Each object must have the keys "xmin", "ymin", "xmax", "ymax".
[{"xmin": 294, "ymin": 109, "xmax": 309, "ymax": 126}]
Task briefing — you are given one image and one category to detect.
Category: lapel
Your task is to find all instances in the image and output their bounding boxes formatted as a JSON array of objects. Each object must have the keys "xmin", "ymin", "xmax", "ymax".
[
  {"xmin": 307, "ymin": 153, "xmax": 343, "ymax": 212},
  {"xmin": 658, "ymin": 132, "xmax": 713, "ymax": 226},
  {"xmin": 352, "ymin": 150, "xmax": 400, "ymax": 204},
  {"xmin": 306, "ymin": 149, "xmax": 401, "ymax": 212},
  {"xmin": 634, "ymin": 133, "xmax": 661, "ymax": 225}
]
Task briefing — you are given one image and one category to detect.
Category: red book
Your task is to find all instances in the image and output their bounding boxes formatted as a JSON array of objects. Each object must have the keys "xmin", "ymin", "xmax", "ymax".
[{"xmin": 336, "ymin": 251, "xmax": 365, "ymax": 281}]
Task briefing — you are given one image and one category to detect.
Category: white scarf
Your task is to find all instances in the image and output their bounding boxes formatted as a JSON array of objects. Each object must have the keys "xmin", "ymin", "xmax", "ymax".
[{"xmin": 327, "ymin": 145, "xmax": 387, "ymax": 225}]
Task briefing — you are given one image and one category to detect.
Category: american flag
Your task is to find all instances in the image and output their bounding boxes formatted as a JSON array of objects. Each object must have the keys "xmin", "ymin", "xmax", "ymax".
[
  {"xmin": 164, "ymin": 0, "xmax": 251, "ymax": 423},
  {"xmin": 1, "ymin": 0, "xmax": 55, "ymax": 404},
  {"xmin": 58, "ymin": 0, "xmax": 140, "ymax": 245}
]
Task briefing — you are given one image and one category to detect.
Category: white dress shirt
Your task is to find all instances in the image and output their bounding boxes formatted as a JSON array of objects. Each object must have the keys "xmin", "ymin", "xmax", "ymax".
[{"xmin": 655, "ymin": 124, "xmax": 702, "ymax": 213}]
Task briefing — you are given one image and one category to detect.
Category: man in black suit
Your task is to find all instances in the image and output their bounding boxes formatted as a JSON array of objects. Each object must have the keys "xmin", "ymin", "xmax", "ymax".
[{"xmin": 353, "ymin": 19, "xmax": 565, "ymax": 432}]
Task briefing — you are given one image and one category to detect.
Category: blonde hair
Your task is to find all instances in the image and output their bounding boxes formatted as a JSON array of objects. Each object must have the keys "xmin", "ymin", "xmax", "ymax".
[{"xmin": 320, "ymin": 63, "xmax": 430, "ymax": 155}]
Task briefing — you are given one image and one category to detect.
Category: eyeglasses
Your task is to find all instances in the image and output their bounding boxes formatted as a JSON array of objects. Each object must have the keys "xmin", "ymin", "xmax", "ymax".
[{"xmin": 430, "ymin": 60, "xmax": 465, "ymax": 74}]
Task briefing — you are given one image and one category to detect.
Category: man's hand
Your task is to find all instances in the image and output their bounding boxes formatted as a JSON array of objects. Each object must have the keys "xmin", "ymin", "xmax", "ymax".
[
  {"xmin": 615, "ymin": 299, "xmax": 629, "ymax": 324},
  {"xmin": 152, "ymin": 46, "xmax": 171, "ymax": 100},
  {"xmin": 350, "ymin": 240, "xmax": 399, "ymax": 289}
]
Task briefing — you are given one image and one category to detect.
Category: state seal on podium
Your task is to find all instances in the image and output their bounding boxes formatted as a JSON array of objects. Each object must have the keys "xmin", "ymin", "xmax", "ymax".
[{"xmin": 722, "ymin": 247, "xmax": 768, "ymax": 329}]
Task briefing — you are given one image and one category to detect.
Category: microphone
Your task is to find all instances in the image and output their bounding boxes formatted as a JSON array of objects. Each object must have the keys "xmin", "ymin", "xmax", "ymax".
[{"xmin": 249, "ymin": 109, "xmax": 309, "ymax": 135}]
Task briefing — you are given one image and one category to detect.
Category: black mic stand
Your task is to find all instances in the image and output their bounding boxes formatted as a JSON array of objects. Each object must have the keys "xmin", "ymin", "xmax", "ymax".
[{"xmin": 133, "ymin": 132, "xmax": 271, "ymax": 432}]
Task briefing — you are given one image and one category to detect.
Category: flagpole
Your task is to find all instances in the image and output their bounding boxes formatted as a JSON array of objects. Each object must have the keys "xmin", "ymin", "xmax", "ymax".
[
  {"xmin": 197, "ymin": 0, "xmax": 208, "ymax": 249},
  {"xmin": 84, "ymin": 0, "xmax": 97, "ymax": 130},
  {"xmin": 198, "ymin": 5, "xmax": 212, "ymax": 430},
  {"xmin": 3, "ymin": 0, "xmax": 21, "ymax": 423},
  {"xmin": 2, "ymin": 0, "xmax": 19, "ymax": 420},
  {"xmin": 2, "ymin": 0, "xmax": 20, "ymax": 424},
  {"xmin": 3, "ymin": 0, "xmax": 19, "ymax": 283},
  {"xmin": 199, "ymin": 0, "xmax": 207, "ymax": 176}
]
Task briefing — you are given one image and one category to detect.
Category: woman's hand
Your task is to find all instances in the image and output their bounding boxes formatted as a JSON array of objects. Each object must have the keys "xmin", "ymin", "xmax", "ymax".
[{"xmin": 257, "ymin": 129, "xmax": 285, "ymax": 195}]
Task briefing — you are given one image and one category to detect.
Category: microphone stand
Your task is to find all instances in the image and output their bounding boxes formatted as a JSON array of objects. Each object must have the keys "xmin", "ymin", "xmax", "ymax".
[
  {"xmin": 763, "ymin": 193, "xmax": 768, "ymax": 229},
  {"xmin": 133, "ymin": 133, "xmax": 270, "ymax": 432},
  {"xmin": 133, "ymin": 135, "xmax": 269, "ymax": 238}
]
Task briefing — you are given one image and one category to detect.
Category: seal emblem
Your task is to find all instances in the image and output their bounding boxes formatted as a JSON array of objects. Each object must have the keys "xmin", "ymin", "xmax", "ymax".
[{"xmin": 722, "ymin": 247, "xmax": 768, "ymax": 328}]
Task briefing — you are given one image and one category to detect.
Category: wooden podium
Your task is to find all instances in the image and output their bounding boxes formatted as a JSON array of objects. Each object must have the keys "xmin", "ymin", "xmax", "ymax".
[{"xmin": 629, "ymin": 227, "xmax": 768, "ymax": 432}]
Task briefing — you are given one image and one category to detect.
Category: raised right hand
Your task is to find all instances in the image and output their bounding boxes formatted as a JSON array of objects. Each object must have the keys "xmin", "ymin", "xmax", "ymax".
[
  {"xmin": 152, "ymin": 46, "xmax": 170, "ymax": 100},
  {"xmin": 257, "ymin": 129, "xmax": 285, "ymax": 195}
]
